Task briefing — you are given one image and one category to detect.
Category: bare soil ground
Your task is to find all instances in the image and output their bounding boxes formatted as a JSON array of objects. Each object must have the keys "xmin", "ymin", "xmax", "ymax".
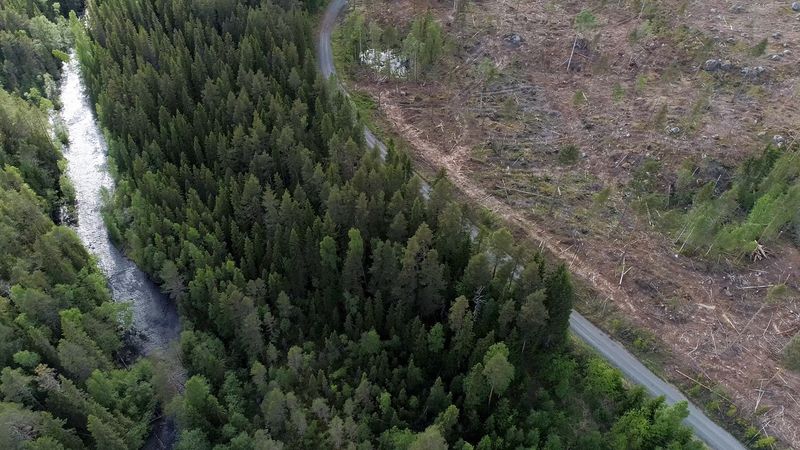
[{"xmin": 345, "ymin": 0, "xmax": 800, "ymax": 446}]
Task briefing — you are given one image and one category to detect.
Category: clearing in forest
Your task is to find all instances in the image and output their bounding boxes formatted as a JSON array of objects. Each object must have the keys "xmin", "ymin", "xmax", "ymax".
[{"xmin": 336, "ymin": 0, "xmax": 800, "ymax": 446}]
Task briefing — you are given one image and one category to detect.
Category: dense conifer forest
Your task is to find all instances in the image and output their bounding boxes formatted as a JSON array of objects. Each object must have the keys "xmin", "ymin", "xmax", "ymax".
[
  {"xmin": 0, "ymin": 0, "xmax": 706, "ymax": 448},
  {"xmin": 1, "ymin": 1, "xmax": 163, "ymax": 448}
]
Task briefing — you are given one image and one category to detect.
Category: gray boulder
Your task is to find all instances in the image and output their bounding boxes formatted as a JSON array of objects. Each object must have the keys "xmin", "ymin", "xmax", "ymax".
[
  {"xmin": 504, "ymin": 34, "xmax": 522, "ymax": 47},
  {"xmin": 741, "ymin": 66, "xmax": 766, "ymax": 76},
  {"xmin": 729, "ymin": 5, "xmax": 745, "ymax": 13},
  {"xmin": 703, "ymin": 59, "xmax": 720, "ymax": 71},
  {"xmin": 793, "ymin": 2, "xmax": 800, "ymax": 11}
]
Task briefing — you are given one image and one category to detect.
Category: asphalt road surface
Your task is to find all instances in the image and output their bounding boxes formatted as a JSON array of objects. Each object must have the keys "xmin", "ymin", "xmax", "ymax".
[
  {"xmin": 317, "ymin": 1, "xmax": 748, "ymax": 448},
  {"xmin": 570, "ymin": 314, "xmax": 747, "ymax": 450}
]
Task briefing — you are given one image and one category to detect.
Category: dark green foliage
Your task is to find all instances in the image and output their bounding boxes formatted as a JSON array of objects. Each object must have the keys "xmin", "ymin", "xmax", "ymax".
[
  {"xmin": 664, "ymin": 145, "xmax": 800, "ymax": 256},
  {"xmin": 67, "ymin": 0, "xmax": 703, "ymax": 448},
  {"xmin": 343, "ymin": 9, "xmax": 443, "ymax": 80},
  {"xmin": 736, "ymin": 146, "xmax": 781, "ymax": 211},
  {"xmin": 630, "ymin": 159, "xmax": 662, "ymax": 195},
  {"xmin": 574, "ymin": 9, "xmax": 597, "ymax": 32},
  {"xmin": 750, "ymin": 37, "xmax": 768, "ymax": 57},
  {"xmin": 557, "ymin": 144, "xmax": 580, "ymax": 166},
  {"xmin": 544, "ymin": 264, "xmax": 574, "ymax": 349},
  {"xmin": 403, "ymin": 12, "xmax": 444, "ymax": 80},
  {"xmin": 0, "ymin": 162, "xmax": 159, "ymax": 448},
  {"xmin": 0, "ymin": 88, "xmax": 64, "ymax": 215},
  {"xmin": 0, "ymin": 0, "xmax": 74, "ymax": 95},
  {"xmin": 0, "ymin": 4, "xmax": 163, "ymax": 448},
  {"xmin": 610, "ymin": 397, "xmax": 703, "ymax": 450}
]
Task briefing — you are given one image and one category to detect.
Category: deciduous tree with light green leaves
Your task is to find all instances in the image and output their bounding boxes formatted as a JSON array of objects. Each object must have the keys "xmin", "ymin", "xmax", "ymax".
[
  {"xmin": 482, "ymin": 343, "xmax": 514, "ymax": 407},
  {"xmin": 403, "ymin": 11, "xmax": 444, "ymax": 81}
]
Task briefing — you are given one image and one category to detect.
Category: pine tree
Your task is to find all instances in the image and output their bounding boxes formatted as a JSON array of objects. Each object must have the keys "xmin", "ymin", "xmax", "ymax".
[
  {"xmin": 341, "ymin": 228, "xmax": 366, "ymax": 297},
  {"xmin": 543, "ymin": 264, "xmax": 573, "ymax": 349}
]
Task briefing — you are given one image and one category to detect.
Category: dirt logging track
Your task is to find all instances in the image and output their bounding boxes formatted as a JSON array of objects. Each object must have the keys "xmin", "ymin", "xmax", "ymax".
[{"xmin": 347, "ymin": 0, "xmax": 800, "ymax": 446}]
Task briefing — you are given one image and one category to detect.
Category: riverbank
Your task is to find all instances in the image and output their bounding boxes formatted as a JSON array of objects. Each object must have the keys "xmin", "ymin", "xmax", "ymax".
[{"xmin": 59, "ymin": 51, "xmax": 184, "ymax": 450}]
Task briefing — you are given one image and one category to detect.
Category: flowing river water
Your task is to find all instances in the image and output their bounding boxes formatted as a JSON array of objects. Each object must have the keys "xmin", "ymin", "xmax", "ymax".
[{"xmin": 59, "ymin": 53, "xmax": 181, "ymax": 449}]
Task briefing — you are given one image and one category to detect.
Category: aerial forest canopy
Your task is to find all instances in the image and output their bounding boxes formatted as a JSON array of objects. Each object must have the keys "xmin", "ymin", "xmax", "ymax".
[
  {"xmin": 1, "ymin": 1, "xmax": 166, "ymax": 449},
  {"xmin": 1, "ymin": 0, "xmax": 76, "ymax": 215},
  {"xmin": 0, "ymin": 0, "xmax": 704, "ymax": 447}
]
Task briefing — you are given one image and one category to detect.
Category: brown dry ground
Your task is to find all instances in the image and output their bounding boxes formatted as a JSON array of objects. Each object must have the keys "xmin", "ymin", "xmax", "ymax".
[{"xmin": 344, "ymin": 0, "xmax": 800, "ymax": 446}]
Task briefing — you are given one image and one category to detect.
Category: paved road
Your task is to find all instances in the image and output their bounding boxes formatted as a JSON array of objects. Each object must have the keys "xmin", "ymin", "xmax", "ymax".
[
  {"xmin": 318, "ymin": 0, "xmax": 388, "ymax": 163},
  {"xmin": 570, "ymin": 314, "xmax": 747, "ymax": 449},
  {"xmin": 316, "ymin": 2, "xmax": 748, "ymax": 449}
]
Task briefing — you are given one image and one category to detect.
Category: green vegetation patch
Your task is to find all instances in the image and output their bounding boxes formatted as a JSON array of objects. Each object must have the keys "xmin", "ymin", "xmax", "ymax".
[
  {"xmin": 783, "ymin": 333, "xmax": 800, "ymax": 372},
  {"xmin": 63, "ymin": 0, "xmax": 711, "ymax": 448},
  {"xmin": 624, "ymin": 145, "xmax": 800, "ymax": 258},
  {"xmin": 557, "ymin": 144, "xmax": 581, "ymax": 166}
]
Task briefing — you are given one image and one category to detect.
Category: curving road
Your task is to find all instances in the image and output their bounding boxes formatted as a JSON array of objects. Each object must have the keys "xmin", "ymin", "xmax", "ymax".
[
  {"xmin": 318, "ymin": 0, "xmax": 389, "ymax": 164},
  {"xmin": 317, "ymin": 2, "xmax": 748, "ymax": 449}
]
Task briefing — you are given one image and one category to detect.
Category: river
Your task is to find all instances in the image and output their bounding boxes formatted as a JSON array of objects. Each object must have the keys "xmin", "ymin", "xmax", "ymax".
[{"xmin": 59, "ymin": 53, "xmax": 182, "ymax": 449}]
